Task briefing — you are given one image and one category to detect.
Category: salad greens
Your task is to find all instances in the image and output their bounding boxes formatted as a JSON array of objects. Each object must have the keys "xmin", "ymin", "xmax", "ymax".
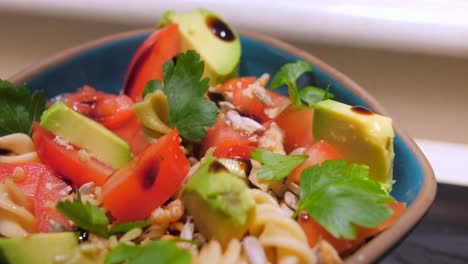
[
  {"xmin": 105, "ymin": 240, "xmax": 191, "ymax": 264},
  {"xmin": 153, "ymin": 50, "xmax": 219, "ymax": 141},
  {"xmin": 251, "ymin": 148, "xmax": 308, "ymax": 181},
  {"xmin": 56, "ymin": 191, "xmax": 150, "ymax": 238},
  {"xmin": 0, "ymin": 79, "xmax": 46, "ymax": 136},
  {"xmin": 296, "ymin": 160, "xmax": 395, "ymax": 239},
  {"xmin": 270, "ymin": 61, "xmax": 333, "ymax": 107}
]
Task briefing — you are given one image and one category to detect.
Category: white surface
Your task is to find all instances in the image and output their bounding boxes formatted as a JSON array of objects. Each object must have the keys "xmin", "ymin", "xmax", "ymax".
[
  {"xmin": 416, "ymin": 139, "xmax": 468, "ymax": 186},
  {"xmin": 2, "ymin": 0, "xmax": 468, "ymax": 57}
]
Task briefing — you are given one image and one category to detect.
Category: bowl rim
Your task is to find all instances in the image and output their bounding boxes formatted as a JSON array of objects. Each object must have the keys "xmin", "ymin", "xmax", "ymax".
[{"xmin": 8, "ymin": 28, "xmax": 437, "ymax": 264}]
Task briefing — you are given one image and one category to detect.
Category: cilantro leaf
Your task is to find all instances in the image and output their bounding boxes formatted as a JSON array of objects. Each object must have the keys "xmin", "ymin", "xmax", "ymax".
[
  {"xmin": 271, "ymin": 61, "xmax": 312, "ymax": 107},
  {"xmin": 299, "ymin": 85, "xmax": 334, "ymax": 107},
  {"xmin": 105, "ymin": 240, "xmax": 192, "ymax": 264},
  {"xmin": 109, "ymin": 220, "xmax": 151, "ymax": 235},
  {"xmin": 160, "ymin": 50, "xmax": 218, "ymax": 140},
  {"xmin": 56, "ymin": 192, "xmax": 109, "ymax": 237},
  {"xmin": 142, "ymin": 80, "xmax": 163, "ymax": 99},
  {"xmin": 297, "ymin": 160, "xmax": 395, "ymax": 239},
  {"xmin": 251, "ymin": 148, "xmax": 307, "ymax": 181},
  {"xmin": 270, "ymin": 61, "xmax": 333, "ymax": 107},
  {"xmin": 57, "ymin": 192, "xmax": 153, "ymax": 238},
  {"xmin": 0, "ymin": 80, "xmax": 46, "ymax": 136}
]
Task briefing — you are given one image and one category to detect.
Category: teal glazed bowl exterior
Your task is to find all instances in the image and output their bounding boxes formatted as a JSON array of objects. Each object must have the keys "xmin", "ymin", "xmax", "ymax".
[{"xmin": 9, "ymin": 29, "xmax": 436, "ymax": 264}]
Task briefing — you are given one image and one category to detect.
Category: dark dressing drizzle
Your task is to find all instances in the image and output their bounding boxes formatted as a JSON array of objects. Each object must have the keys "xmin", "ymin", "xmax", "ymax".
[
  {"xmin": 351, "ymin": 106, "xmax": 373, "ymax": 116},
  {"xmin": 208, "ymin": 161, "xmax": 228, "ymax": 173},
  {"xmin": 0, "ymin": 148, "xmax": 12, "ymax": 155},
  {"xmin": 205, "ymin": 16, "xmax": 236, "ymax": 42},
  {"xmin": 78, "ymin": 230, "xmax": 89, "ymax": 243},
  {"xmin": 141, "ymin": 160, "xmax": 160, "ymax": 190},
  {"xmin": 123, "ymin": 40, "xmax": 156, "ymax": 94}
]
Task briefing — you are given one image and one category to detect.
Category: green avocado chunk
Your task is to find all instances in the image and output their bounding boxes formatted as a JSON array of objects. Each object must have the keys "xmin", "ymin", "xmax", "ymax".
[
  {"xmin": 40, "ymin": 101, "xmax": 131, "ymax": 169},
  {"xmin": 0, "ymin": 232, "xmax": 103, "ymax": 264},
  {"xmin": 313, "ymin": 99, "xmax": 395, "ymax": 191},
  {"xmin": 159, "ymin": 8, "xmax": 241, "ymax": 85},
  {"xmin": 181, "ymin": 152, "xmax": 255, "ymax": 247}
]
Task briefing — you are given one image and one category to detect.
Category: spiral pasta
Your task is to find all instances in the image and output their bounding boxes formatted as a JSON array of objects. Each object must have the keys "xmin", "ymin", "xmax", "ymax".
[
  {"xmin": 133, "ymin": 90, "xmax": 172, "ymax": 140},
  {"xmin": 0, "ymin": 178, "xmax": 37, "ymax": 237},
  {"xmin": 249, "ymin": 189, "xmax": 316, "ymax": 264},
  {"xmin": 0, "ymin": 133, "xmax": 39, "ymax": 164},
  {"xmin": 192, "ymin": 239, "xmax": 247, "ymax": 264}
]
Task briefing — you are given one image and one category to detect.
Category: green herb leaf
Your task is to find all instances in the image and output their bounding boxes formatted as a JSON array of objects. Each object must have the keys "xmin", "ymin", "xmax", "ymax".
[
  {"xmin": 0, "ymin": 80, "xmax": 46, "ymax": 136},
  {"xmin": 270, "ymin": 61, "xmax": 312, "ymax": 107},
  {"xmin": 105, "ymin": 240, "xmax": 192, "ymax": 264},
  {"xmin": 142, "ymin": 80, "xmax": 163, "ymax": 98},
  {"xmin": 297, "ymin": 160, "xmax": 395, "ymax": 239},
  {"xmin": 56, "ymin": 192, "xmax": 109, "ymax": 237},
  {"xmin": 109, "ymin": 220, "xmax": 151, "ymax": 235},
  {"xmin": 160, "ymin": 50, "xmax": 218, "ymax": 140},
  {"xmin": 251, "ymin": 148, "xmax": 307, "ymax": 181},
  {"xmin": 299, "ymin": 85, "xmax": 334, "ymax": 107}
]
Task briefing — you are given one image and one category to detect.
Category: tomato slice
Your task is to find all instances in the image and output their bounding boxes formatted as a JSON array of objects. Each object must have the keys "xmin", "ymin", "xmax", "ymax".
[
  {"xmin": 0, "ymin": 163, "xmax": 71, "ymax": 232},
  {"xmin": 299, "ymin": 202, "xmax": 406, "ymax": 254},
  {"xmin": 34, "ymin": 167, "xmax": 72, "ymax": 232},
  {"xmin": 200, "ymin": 113, "xmax": 257, "ymax": 157},
  {"xmin": 274, "ymin": 105, "xmax": 314, "ymax": 153},
  {"xmin": 61, "ymin": 86, "xmax": 150, "ymax": 155},
  {"xmin": 215, "ymin": 76, "xmax": 256, "ymax": 94},
  {"xmin": 288, "ymin": 141, "xmax": 342, "ymax": 183},
  {"xmin": 213, "ymin": 141, "xmax": 256, "ymax": 160},
  {"xmin": 231, "ymin": 81, "xmax": 290, "ymax": 123},
  {"xmin": 102, "ymin": 129, "xmax": 190, "ymax": 222},
  {"xmin": 123, "ymin": 24, "xmax": 181, "ymax": 102},
  {"xmin": 32, "ymin": 122, "xmax": 113, "ymax": 187}
]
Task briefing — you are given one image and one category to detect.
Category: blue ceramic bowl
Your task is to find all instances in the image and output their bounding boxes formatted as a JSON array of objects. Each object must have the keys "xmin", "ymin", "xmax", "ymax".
[{"xmin": 9, "ymin": 29, "xmax": 436, "ymax": 263}]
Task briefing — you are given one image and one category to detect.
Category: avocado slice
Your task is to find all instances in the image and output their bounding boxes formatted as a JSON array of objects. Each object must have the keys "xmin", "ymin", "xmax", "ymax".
[
  {"xmin": 159, "ymin": 8, "xmax": 241, "ymax": 85},
  {"xmin": 40, "ymin": 101, "xmax": 131, "ymax": 169},
  {"xmin": 0, "ymin": 232, "xmax": 103, "ymax": 264},
  {"xmin": 313, "ymin": 99, "xmax": 395, "ymax": 191},
  {"xmin": 181, "ymin": 152, "xmax": 255, "ymax": 247}
]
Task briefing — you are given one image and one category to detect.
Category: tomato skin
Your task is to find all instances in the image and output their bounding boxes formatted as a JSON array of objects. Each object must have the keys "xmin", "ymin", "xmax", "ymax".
[
  {"xmin": 0, "ymin": 163, "xmax": 71, "ymax": 232},
  {"xmin": 274, "ymin": 106, "xmax": 314, "ymax": 153},
  {"xmin": 288, "ymin": 141, "xmax": 342, "ymax": 183},
  {"xmin": 123, "ymin": 24, "xmax": 181, "ymax": 102},
  {"xmin": 102, "ymin": 129, "xmax": 190, "ymax": 222},
  {"xmin": 299, "ymin": 202, "xmax": 406, "ymax": 254},
  {"xmin": 32, "ymin": 122, "xmax": 113, "ymax": 187},
  {"xmin": 34, "ymin": 168, "xmax": 72, "ymax": 232},
  {"xmin": 216, "ymin": 76, "xmax": 256, "ymax": 94},
  {"xmin": 213, "ymin": 141, "xmax": 256, "ymax": 160},
  {"xmin": 232, "ymin": 84, "xmax": 290, "ymax": 123},
  {"xmin": 61, "ymin": 86, "xmax": 150, "ymax": 155},
  {"xmin": 200, "ymin": 113, "xmax": 257, "ymax": 157}
]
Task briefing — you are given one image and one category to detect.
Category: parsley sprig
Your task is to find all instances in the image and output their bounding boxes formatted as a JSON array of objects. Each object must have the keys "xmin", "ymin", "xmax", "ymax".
[
  {"xmin": 296, "ymin": 160, "xmax": 395, "ymax": 239},
  {"xmin": 0, "ymin": 79, "xmax": 46, "ymax": 136},
  {"xmin": 56, "ymin": 191, "xmax": 150, "ymax": 237},
  {"xmin": 105, "ymin": 240, "xmax": 191, "ymax": 264},
  {"xmin": 270, "ymin": 61, "xmax": 333, "ymax": 107},
  {"xmin": 144, "ymin": 50, "xmax": 219, "ymax": 141},
  {"xmin": 251, "ymin": 148, "xmax": 307, "ymax": 181}
]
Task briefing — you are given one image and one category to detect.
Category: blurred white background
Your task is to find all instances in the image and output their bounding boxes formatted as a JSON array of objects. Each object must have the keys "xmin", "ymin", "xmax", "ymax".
[{"xmin": 0, "ymin": 1, "xmax": 467, "ymax": 184}]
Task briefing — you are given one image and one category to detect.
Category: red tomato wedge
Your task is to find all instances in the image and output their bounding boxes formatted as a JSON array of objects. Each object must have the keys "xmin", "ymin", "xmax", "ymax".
[
  {"xmin": 32, "ymin": 122, "xmax": 113, "ymax": 187},
  {"xmin": 213, "ymin": 141, "xmax": 256, "ymax": 160},
  {"xmin": 288, "ymin": 141, "xmax": 342, "ymax": 183},
  {"xmin": 102, "ymin": 129, "xmax": 190, "ymax": 222},
  {"xmin": 215, "ymin": 76, "xmax": 256, "ymax": 94},
  {"xmin": 61, "ymin": 86, "xmax": 149, "ymax": 155},
  {"xmin": 0, "ymin": 163, "xmax": 71, "ymax": 232},
  {"xmin": 274, "ymin": 106, "xmax": 314, "ymax": 153},
  {"xmin": 34, "ymin": 168, "xmax": 72, "ymax": 232},
  {"xmin": 299, "ymin": 202, "xmax": 406, "ymax": 254},
  {"xmin": 123, "ymin": 24, "xmax": 181, "ymax": 102},
  {"xmin": 232, "ymin": 82, "xmax": 291, "ymax": 123},
  {"xmin": 200, "ymin": 113, "xmax": 257, "ymax": 157}
]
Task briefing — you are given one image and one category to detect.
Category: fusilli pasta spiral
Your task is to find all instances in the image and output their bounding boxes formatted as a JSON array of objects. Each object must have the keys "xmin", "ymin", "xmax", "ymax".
[
  {"xmin": 192, "ymin": 239, "xmax": 247, "ymax": 264},
  {"xmin": 249, "ymin": 189, "xmax": 316, "ymax": 264}
]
